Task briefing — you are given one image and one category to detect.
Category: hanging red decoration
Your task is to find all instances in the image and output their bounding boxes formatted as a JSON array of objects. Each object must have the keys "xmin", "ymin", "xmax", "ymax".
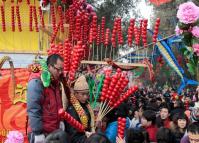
[
  {"xmin": 58, "ymin": 6, "xmax": 64, "ymax": 33},
  {"xmin": 91, "ymin": 15, "xmax": 97, "ymax": 42},
  {"xmin": 101, "ymin": 17, "xmax": 105, "ymax": 45},
  {"xmin": 50, "ymin": 5, "xmax": 56, "ymax": 32},
  {"xmin": 38, "ymin": 6, "xmax": 45, "ymax": 28},
  {"xmin": 50, "ymin": 22, "xmax": 60, "ymax": 43},
  {"xmin": 16, "ymin": 5, "xmax": 22, "ymax": 32},
  {"xmin": 29, "ymin": 5, "xmax": 33, "ymax": 31},
  {"xmin": 117, "ymin": 17, "xmax": 123, "ymax": 45},
  {"xmin": 11, "ymin": 5, "xmax": 15, "ymax": 32},
  {"xmin": 32, "ymin": 5, "xmax": 39, "ymax": 32},
  {"xmin": 117, "ymin": 117, "xmax": 126, "ymax": 139},
  {"xmin": 83, "ymin": 14, "xmax": 89, "ymax": 44},
  {"xmin": 0, "ymin": 5, "xmax": 6, "ymax": 32},
  {"xmin": 111, "ymin": 18, "xmax": 118, "ymax": 48},
  {"xmin": 149, "ymin": 0, "xmax": 172, "ymax": 6},
  {"xmin": 27, "ymin": 0, "xmax": 30, "ymax": 5},
  {"xmin": 127, "ymin": 18, "xmax": 135, "ymax": 47},
  {"xmin": 96, "ymin": 25, "xmax": 101, "ymax": 46},
  {"xmin": 59, "ymin": 108, "xmax": 85, "ymax": 132}
]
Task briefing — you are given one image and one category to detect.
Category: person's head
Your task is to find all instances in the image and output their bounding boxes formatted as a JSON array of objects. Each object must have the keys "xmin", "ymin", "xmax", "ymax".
[
  {"xmin": 187, "ymin": 122, "xmax": 199, "ymax": 143},
  {"xmin": 156, "ymin": 127, "xmax": 174, "ymax": 143},
  {"xmin": 141, "ymin": 110, "xmax": 156, "ymax": 127},
  {"xmin": 85, "ymin": 132, "xmax": 111, "ymax": 143},
  {"xmin": 47, "ymin": 54, "xmax": 64, "ymax": 80},
  {"xmin": 134, "ymin": 108, "xmax": 139, "ymax": 119},
  {"xmin": 156, "ymin": 97, "xmax": 162, "ymax": 106},
  {"xmin": 73, "ymin": 75, "xmax": 89, "ymax": 104},
  {"xmin": 159, "ymin": 103, "xmax": 170, "ymax": 120},
  {"xmin": 125, "ymin": 128, "xmax": 145, "ymax": 143},
  {"xmin": 173, "ymin": 99, "xmax": 184, "ymax": 108},
  {"xmin": 138, "ymin": 105, "xmax": 146, "ymax": 117},
  {"xmin": 173, "ymin": 113, "xmax": 188, "ymax": 129},
  {"xmin": 184, "ymin": 96, "xmax": 191, "ymax": 103}
]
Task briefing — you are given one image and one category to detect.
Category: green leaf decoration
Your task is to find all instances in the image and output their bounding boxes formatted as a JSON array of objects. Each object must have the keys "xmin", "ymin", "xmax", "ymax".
[
  {"xmin": 184, "ymin": 50, "xmax": 190, "ymax": 56},
  {"xmin": 180, "ymin": 47, "xmax": 187, "ymax": 53},
  {"xmin": 41, "ymin": 70, "xmax": 51, "ymax": 87},
  {"xmin": 182, "ymin": 32, "xmax": 193, "ymax": 47},
  {"xmin": 93, "ymin": 74, "xmax": 105, "ymax": 108},
  {"xmin": 187, "ymin": 62, "xmax": 196, "ymax": 76},
  {"xmin": 192, "ymin": 37, "xmax": 199, "ymax": 45},
  {"xmin": 37, "ymin": 59, "xmax": 51, "ymax": 87},
  {"xmin": 87, "ymin": 75, "xmax": 95, "ymax": 103},
  {"xmin": 191, "ymin": 19, "xmax": 199, "ymax": 27},
  {"xmin": 132, "ymin": 67, "xmax": 145, "ymax": 78},
  {"xmin": 38, "ymin": 59, "xmax": 48, "ymax": 71},
  {"xmin": 178, "ymin": 22, "xmax": 190, "ymax": 30}
]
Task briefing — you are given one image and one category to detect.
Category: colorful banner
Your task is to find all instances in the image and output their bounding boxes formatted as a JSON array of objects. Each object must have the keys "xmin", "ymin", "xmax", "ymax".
[{"xmin": 0, "ymin": 68, "xmax": 29, "ymax": 143}]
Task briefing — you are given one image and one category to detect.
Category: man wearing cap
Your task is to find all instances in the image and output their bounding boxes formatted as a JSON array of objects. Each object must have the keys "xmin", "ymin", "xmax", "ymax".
[{"xmin": 65, "ymin": 75, "xmax": 95, "ymax": 143}]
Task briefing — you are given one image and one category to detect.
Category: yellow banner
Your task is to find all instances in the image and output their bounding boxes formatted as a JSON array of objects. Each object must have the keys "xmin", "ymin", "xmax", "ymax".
[{"xmin": 0, "ymin": 1, "xmax": 69, "ymax": 54}]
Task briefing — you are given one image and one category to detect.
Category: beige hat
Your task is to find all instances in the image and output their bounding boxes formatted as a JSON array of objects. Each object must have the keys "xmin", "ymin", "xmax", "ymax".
[{"xmin": 74, "ymin": 75, "xmax": 89, "ymax": 92}]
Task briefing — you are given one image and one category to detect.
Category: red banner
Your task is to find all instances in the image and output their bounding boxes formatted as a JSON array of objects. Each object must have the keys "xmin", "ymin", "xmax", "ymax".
[{"xmin": 0, "ymin": 68, "xmax": 30, "ymax": 143}]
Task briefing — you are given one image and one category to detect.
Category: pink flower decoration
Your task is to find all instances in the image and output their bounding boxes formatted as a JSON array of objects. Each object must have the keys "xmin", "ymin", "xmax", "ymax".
[
  {"xmin": 177, "ymin": 2, "xmax": 199, "ymax": 24},
  {"xmin": 192, "ymin": 26, "xmax": 199, "ymax": 38},
  {"xmin": 4, "ymin": 131, "xmax": 24, "ymax": 143},
  {"xmin": 175, "ymin": 26, "xmax": 183, "ymax": 35},
  {"xmin": 193, "ymin": 44, "xmax": 199, "ymax": 56}
]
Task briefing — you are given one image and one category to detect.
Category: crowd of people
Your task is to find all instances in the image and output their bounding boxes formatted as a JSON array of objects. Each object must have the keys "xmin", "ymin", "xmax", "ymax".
[{"xmin": 26, "ymin": 54, "xmax": 199, "ymax": 143}]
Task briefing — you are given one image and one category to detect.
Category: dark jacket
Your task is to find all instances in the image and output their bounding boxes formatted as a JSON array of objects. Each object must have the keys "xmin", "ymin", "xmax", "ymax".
[
  {"xmin": 27, "ymin": 72, "xmax": 63, "ymax": 135},
  {"xmin": 65, "ymin": 103, "xmax": 91, "ymax": 143},
  {"xmin": 172, "ymin": 130, "xmax": 185, "ymax": 143}
]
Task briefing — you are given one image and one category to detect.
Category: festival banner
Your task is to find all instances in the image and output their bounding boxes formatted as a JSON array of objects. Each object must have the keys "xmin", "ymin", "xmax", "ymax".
[{"xmin": 0, "ymin": 68, "xmax": 29, "ymax": 143}]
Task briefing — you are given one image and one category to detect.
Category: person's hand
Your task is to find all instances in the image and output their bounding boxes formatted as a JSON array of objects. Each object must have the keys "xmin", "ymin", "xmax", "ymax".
[
  {"xmin": 34, "ymin": 134, "xmax": 45, "ymax": 143},
  {"xmin": 59, "ymin": 121, "xmax": 65, "ymax": 131},
  {"xmin": 116, "ymin": 136, "xmax": 125, "ymax": 143},
  {"xmin": 85, "ymin": 131, "xmax": 93, "ymax": 138}
]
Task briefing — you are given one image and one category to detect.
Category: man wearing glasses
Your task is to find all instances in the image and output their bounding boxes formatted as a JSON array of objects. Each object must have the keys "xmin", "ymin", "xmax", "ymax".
[{"xmin": 27, "ymin": 54, "xmax": 68, "ymax": 143}]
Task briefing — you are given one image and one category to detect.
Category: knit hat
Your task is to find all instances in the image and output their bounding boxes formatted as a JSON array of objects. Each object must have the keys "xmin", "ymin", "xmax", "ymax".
[{"xmin": 74, "ymin": 75, "xmax": 89, "ymax": 92}]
